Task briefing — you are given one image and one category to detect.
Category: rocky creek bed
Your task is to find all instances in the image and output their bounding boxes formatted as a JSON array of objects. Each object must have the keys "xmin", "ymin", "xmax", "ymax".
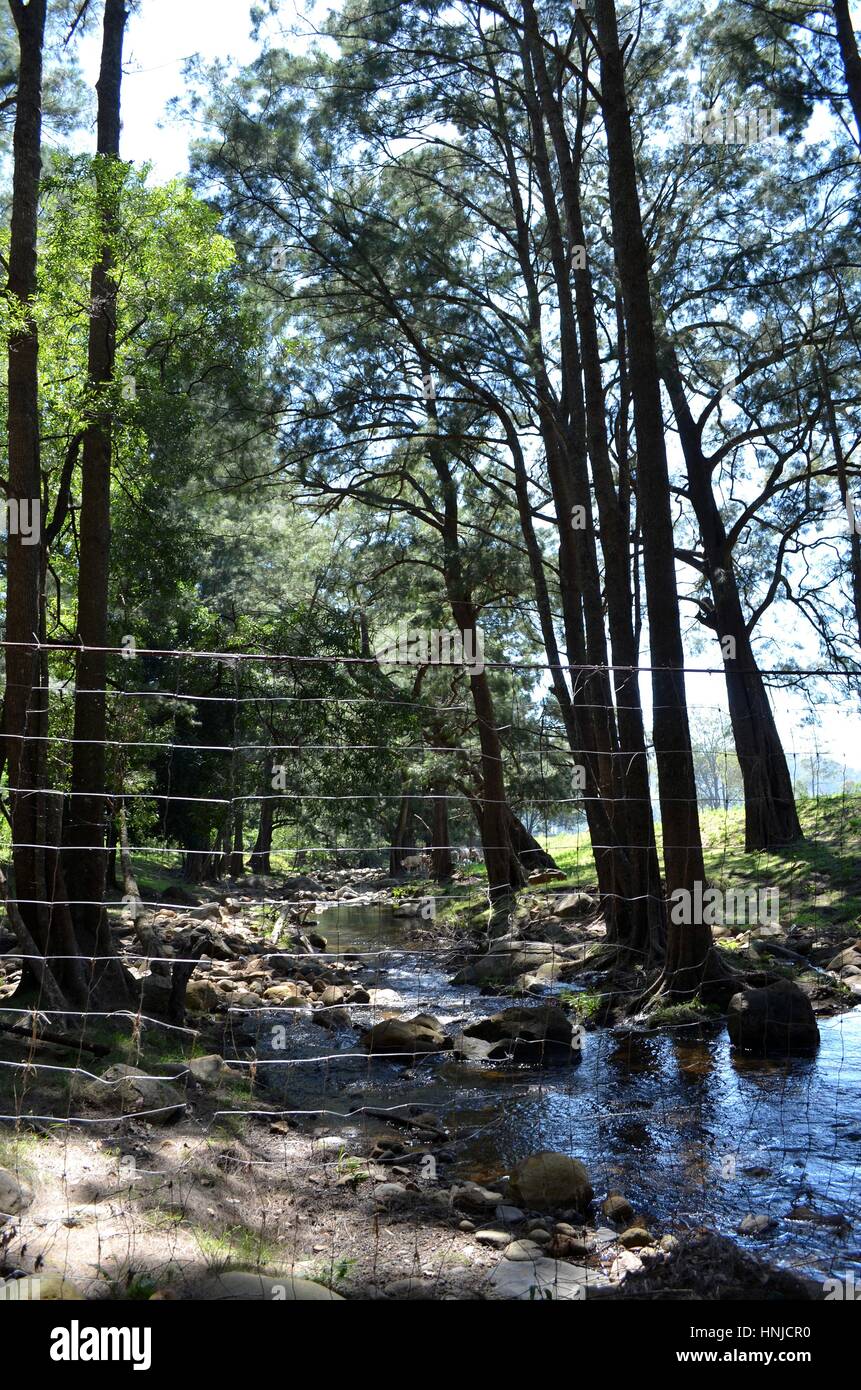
[{"xmin": 1, "ymin": 868, "xmax": 860, "ymax": 1300}]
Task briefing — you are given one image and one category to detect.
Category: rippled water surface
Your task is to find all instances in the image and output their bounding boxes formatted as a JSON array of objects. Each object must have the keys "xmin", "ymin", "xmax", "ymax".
[{"xmin": 252, "ymin": 905, "xmax": 861, "ymax": 1280}]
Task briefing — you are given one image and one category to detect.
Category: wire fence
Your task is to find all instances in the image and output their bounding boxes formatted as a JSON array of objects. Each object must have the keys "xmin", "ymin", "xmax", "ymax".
[{"xmin": 0, "ymin": 641, "xmax": 859, "ymax": 1301}]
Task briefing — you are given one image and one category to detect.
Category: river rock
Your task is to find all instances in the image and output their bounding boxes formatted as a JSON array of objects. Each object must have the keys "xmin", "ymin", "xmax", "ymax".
[
  {"xmin": 475, "ymin": 1229, "xmax": 512, "ymax": 1248},
  {"xmin": 826, "ymin": 946, "xmax": 861, "ymax": 972},
  {"xmin": 489, "ymin": 1257, "xmax": 589, "ymax": 1300},
  {"xmin": 264, "ymin": 982, "xmax": 304, "ymax": 1003},
  {"xmin": 450, "ymin": 944, "xmax": 563, "ymax": 988},
  {"xmin": 451, "ymin": 1180, "xmax": 504, "ymax": 1211},
  {"xmin": 555, "ymin": 892, "xmax": 597, "ymax": 919},
  {"xmin": 360, "ymin": 1014, "xmax": 451, "ymax": 1055},
  {"xmin": 737, "ymin": 1213, "xmax": 776, "ymax": 1236},
  {"xmin": 185, "ymin": 978, "xmax": 221, "ymax": 1012},
  {"xmin": 602, "ymin": 1192, "xmax": 634, "ymax": 1225},
  {"xmin": 619, "ymin": 1226, "xmax": 653, "ymax": 1249},
  {"xmin": 727, "ymin": 979, "xmax": 819, "ymax": 1056},
  {"xmin": 504, "ymin": 1239, "xmax": 546, "ymax": 1261},
  {"xmin": 508, "ymin": 1152, "xmax": 593, "ymax": 1212},
  {"xmin": 186, "ymin": 1054, "xmax": 226, "ymax": 1086},
  {"xmin": 462, "ymin": 1005, "xmax": 575, "ymax": 1060},
  {"xmin": 0, "ymin": 1168, "xmax": 34, "ymax": 1222}
]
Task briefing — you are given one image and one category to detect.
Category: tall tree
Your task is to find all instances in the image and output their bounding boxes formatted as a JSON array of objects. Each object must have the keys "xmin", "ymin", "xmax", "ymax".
[
  {"xmin": 594, "ymin": 0, "xmax": 728, "ymax": 997},
  {"xmin": 64, "ymin": 0, "xmax": 131, "ymax": 1002}
]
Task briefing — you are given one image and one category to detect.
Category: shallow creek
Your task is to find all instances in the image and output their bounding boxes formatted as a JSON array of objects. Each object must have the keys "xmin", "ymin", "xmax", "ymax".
[{"xmin": 245, "ymin": 904, "xmax": 861, "ymax": 1283}]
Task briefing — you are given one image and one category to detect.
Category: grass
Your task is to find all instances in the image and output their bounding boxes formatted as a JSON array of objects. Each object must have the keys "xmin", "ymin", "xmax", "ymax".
[{"xmin": 538, "ymin": 795, "xmax": 861, "ymax": 935}]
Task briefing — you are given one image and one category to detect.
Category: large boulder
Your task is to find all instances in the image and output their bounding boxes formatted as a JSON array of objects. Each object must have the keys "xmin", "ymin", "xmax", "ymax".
[
  {"xmin": 360, "ymin": 1014, "xmax": 451, "ymax": 1056},
  {"xmin": 727, "ymin": 979, "xmax": 819, "ymax": 1056},
  {"xmin": 508, "ymin": 1151, "xmax": 593, "ymax": 1212},
  {"xmin": 450, "ymin": 944, "xmax": 563, "ymax": 988},
  {"xmin": 462, "ymin": 1005, "xmax": 576, "ymax": 1061}
]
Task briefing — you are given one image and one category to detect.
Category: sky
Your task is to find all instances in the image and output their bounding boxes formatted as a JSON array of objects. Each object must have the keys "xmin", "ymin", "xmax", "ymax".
[
  {"xmin": 71, "ymin": 0, "xmax": 861, "ymax": 776},
  {"xmin": 75, "ymin": 0, "xmax": 265, "ymax": 179}
]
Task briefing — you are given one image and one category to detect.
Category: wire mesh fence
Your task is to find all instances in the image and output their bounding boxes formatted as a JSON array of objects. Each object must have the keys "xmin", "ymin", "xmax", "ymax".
[{"xmin": 0, "ymin": 639, "xmax": 859, "ymax": 1306}]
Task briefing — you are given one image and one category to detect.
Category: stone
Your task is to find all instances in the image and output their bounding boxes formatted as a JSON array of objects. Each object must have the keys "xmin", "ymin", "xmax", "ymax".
[
  {"xmin": 489, "ymin": 1257, "xmax": 590, "ymax": 1300},
  {"xmin": 80, "ymin": 1064, "xmax": 186, "ymax": 1125},
  {"xmin": 185, "ymin": 978, "xmax": 221, "ymax": 1012},
  {"xmin": 451, "ymin": 1180, "xmax": 504, "ymax": 1211},
  {"xmin": 495, "ymin": 1203, "xmax": 525, "ymax": 1224},
  {"xmin": 451, "ymin": 1033, "xmax": 497, "ymax": 1062},
  {"xmin": 738, "ymin": 1213, "xmax": 776, "ymax": 1236},
  {"xmin": 0, "ymin": 1168, "xmax": 34, "ymax": 1221},
  {"xmin": 187, "ymin": 1054, "xmax": 225, "ymax": 1086},
  {"xmin": 192, "ymin": 1270, "xmax": 343, "ymax": 1300},
  {"xmin": 508, "ymin": 1152, "xmax": 593, "ymax": 1212},
  {"xmin": 319, "ymin": 985, "xmax": 346, "ymax": 1006},
  {"xmin": 619, "ymin": 1226, "xmax": 653, "ymax": 1249},
  {"xmin": 826, "ymin": 946, "xmax": 861, "ymax": 973},
  {"xmin": 528, "ymin": 1227, "xmax": 552, "ymax": 1244},
  {"xmin": 462, "ymin": 1005, "xmax": 575, "ymax": 1061},
  {"xmin": 475, "ymin": 1229, "xmax": 512, "ymax": 1248},
  {"xmin": 555, "ymin": 892, "xmax": 597, "ymax": 919},
  {"xmin": 360, "ymin": 1015, "xmax": 451, "ymax": 1056},
  {"xmin": 346, "ymin": 986, "xmax": 371, "ymax": 1004},
  {"xmin": 504, "ymin": 1239, "xmax": 546, "ymax": 1261},
  {"xmin": 727, "ymin": 979, "xmax": 819, "ymax": 1056},
  {"xmin": 602, "ymin": 1192, "xmax": 634, "ymax": 1225},
  {"xmin": 372, "ymin": 1182, "xmax": 409, "ymax": 1205},
  {"xmin": 450, "ymin": 944, "xmax": 564, "ymax": 988},
  {"xmin": 263, "ymin": 982, "xmax": 303, "ymax": 1003}
]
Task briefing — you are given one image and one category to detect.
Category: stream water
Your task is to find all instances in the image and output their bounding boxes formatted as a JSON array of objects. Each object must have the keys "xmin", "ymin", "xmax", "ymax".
[{"xmin": 248, "ymin": 905, "xmax": 861, "ymax": 1283}]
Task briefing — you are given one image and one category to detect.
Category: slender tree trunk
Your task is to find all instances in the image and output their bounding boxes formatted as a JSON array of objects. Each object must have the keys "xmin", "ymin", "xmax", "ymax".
[
  {"xmin": 430, "ymin": 790, "xmax": 453, "ymax": 883},
  {"xmin": 389, "ymin": 790, "xmax": 415, "ymax": 876},
  {"xmin": 520, "ymin": 5, "xmax": 665, "ymax": 959},
  {"xmin": 663, "ymin": 354, "xmax": 802, "ymax": 850},
  {"xmin": 816, "ymin": 353, "xmax": 861, "ymax": 645},
  {"xmin": 596, "ymin": 0, "xmax": 724, "ymax": 997},
  {"xmin": 833, "ymin": 0, "xmax": 861, "ymax": 142},
  {"xmin": 249, "ymin": 754, "xmax": 275, "ymax": 873},
  {"xmin": 64, "ymin": 0, "xmax": 132, "ymax": 1006}
]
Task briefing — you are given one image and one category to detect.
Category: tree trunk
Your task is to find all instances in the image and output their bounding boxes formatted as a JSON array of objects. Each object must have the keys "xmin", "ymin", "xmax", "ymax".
[
  {"xmin": 430, "ymin": 790, "xmax": 453, "ymax": 883},
  {"xmin": 663, "ymin": 353, "xmax": 802, "ymax": 850},
  {"xmin": 4, "ymin": 0, "xmax": 48, "ymax": 991},
  {"xmin": 833, "ymin": 0, "xmax": 861, "ymax": 142},
  {"xmin": 389, "ymin": 790, "xmax": 415, "ymax": 877},
  {"xmin": 504, "ymin": 806, "xmax": 559, "ymax": 874},
  {"xmin": 520, "ymin": 6, "xmax": 665, "ymax": 960},
  {"xmin": 249, "ymin": 755, "xmax": 275, "ymax": 873},
  {"xmin": 64, "ymin": 0, "xmax": 132, "ymax": 1007},
  {"xmin": 596, "ymin": 0, "xmax": 723, "ymax": 997}
]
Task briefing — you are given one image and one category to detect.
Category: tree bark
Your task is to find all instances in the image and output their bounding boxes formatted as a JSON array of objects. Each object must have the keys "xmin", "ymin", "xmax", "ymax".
[
  {"xmin": 4, "ymin": 0, "xmax": 48, "ymax": 990},
  {"xmin": 663, "ymin": 352, "xmax": 802, "ymax": 850},
  {"xmin": 430, "ymin": 790, "xmax": 453, "ymax": 883},
  {"xmin": 64, "ymin": 0, "xmax": 132, "ymax": 1006},
  {"xmin": 249, "ymin": 754, "xmax": 275, "ymax": 873},
  {"xmin": 833, "ymin": 0, "xmax": 861, "ymax": 142},
  {"xmin": 595, "ymin": 0, "xmax": 722, "ymax": 996}
]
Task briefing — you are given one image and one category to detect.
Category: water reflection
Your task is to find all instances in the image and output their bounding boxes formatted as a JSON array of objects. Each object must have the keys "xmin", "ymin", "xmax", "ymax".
[{"xmin": 252, "ymin": 905, "xmax": 861, "ymax": 1279}]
